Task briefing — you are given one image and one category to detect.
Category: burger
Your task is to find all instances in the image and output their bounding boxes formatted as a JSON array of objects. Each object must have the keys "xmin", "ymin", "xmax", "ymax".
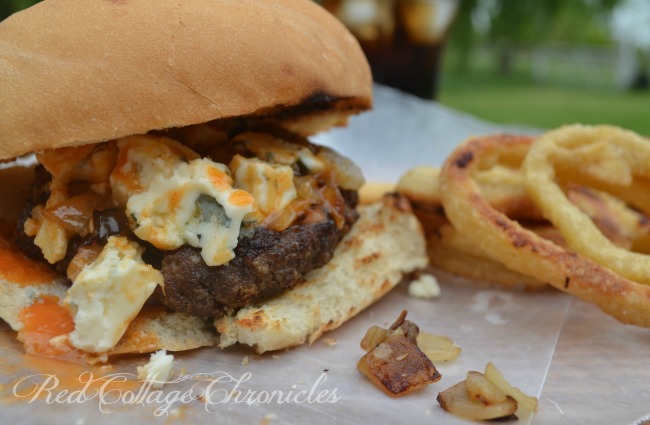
[{"xmin": 0, "ymin": 0, "xmax": 427, "ymax": 363}]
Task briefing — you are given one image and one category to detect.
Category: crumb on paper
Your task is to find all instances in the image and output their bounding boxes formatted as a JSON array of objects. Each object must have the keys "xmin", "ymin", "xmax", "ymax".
[
  {"xmin": 272, "ymin": 354, "xmax": 280, "ymax": 359},
  {"xmin": 323, "ymin": 337, "xmax": 337, "ymax": 347},
  {"xmin": 242, "ymin": 355, "xmax": 249, "ymax": 366},
  {"xmin": 408, "ymin": 274, "xmax": 441, "ymax": 299},
  {"xmin": 485, "ymin": 312, "xmax": 509, "ymax": 325},
  {"xmin": 136, "ymin": 349, "xmax": 174, "ymax": 389},
  {"xmin": 261, "ymin": 413, "xmax": 278, "ymax": 425},
  {"xmin": 99, "ymin": 364, "xmax": 114, "ymax": 373},
  {"xmin": 169, "ymin": 408, "xmax": 182, "ymax": 421}
]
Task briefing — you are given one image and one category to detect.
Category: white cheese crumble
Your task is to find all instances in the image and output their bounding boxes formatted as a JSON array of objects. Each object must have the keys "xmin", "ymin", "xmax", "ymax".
[
  {"xmin": 137, "ymin": 350, "xmax": 174, "ymax": 389},
  {"xmin": 109, "ymin": 135, "xmax": 259, "ymax": 266},
  {"xmin": 65, "ymin": 236, "xmax": 163, "ymax": 353},
  {"xmin": 110, "ymin": 135, "xmax": 200, "ymax": 206},
  {"xmin": 126, "ymin": 158, "xmax": 258, "ymax": 266},
  {"xmin": 408, "ymin": 274, "xmax": 441, "ymax": 299},
  {"xmin": 230, "ymin": 155, "xmax": 297, "ymax": 216}
]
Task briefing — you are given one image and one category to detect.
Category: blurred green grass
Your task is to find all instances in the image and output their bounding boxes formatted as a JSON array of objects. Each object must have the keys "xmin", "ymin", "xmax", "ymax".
[{"xmin": 438, "ymin": 54, "xmax": 650, "ymax": 135}]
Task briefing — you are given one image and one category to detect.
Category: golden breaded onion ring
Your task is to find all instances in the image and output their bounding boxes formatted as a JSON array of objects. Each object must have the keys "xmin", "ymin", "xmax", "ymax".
[
  {"xmin": 397, "ymin": 143, "xmax": 542, "ymax": 222},
  {"xmin": 397, "ymin": 146, "xmax": 650, "ymax": 288},
  {"xmin": 523, "ymin": 125, "xmax": 650, "ymax": 285},
  {"xmin": 440, "ymin": 134, "xmax": 650, "ymax": 327},
  {"xmin": 397, "ymin": 164, "xmax": 544, "ymax": 287},
  {"xmin": 425, "ymin": 220, "xmax": 547, "ymax": 288}
]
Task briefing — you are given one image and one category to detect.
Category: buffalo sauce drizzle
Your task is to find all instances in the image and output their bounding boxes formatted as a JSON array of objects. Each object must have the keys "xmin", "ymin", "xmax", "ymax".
[
  {"xmin": 0, "ymin": 245, "xmax": 59, "ymax": 286},
  {"xmin": 16, "ymin": 295, "xmax": 77, "ymax": 359}
]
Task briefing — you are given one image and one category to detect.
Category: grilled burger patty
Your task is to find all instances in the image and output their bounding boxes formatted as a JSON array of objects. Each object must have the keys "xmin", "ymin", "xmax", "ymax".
[
  {"xmin": 16, "ymin": 166, "xmax": 359, "ymax": 317},
  {"xmin": 159, "ymin": 215, "xmax": 349, "ymax": 317}
]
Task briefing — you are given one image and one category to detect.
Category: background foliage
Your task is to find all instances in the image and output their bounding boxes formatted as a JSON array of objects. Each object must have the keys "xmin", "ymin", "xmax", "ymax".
[{"xmin": 2, "ymin": 0, "xmax": 40, "ymax": 20}]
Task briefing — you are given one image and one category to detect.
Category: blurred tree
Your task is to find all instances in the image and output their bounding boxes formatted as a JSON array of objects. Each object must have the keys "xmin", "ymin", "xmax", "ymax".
[
  {"xmin": 447, "ymin": 0, "xmax": 477, "ymax": 73},
  {"xmin": 448, "ymin": 0, "xmax": 623, "ymax": 75},
  {"xmin": 1, "ymin": 0, "xmax": 41, "ymax": 21},
  {"xmin": 0, "ymin": 3, "xmax": 12, "ymax": 22},
  {"xmin": 612, "ymin": 0, "xmax": 650, "ymax": 90},
  {"xmin": 489, "ymin": 0, "xmax": 563, "ymax": 74}
]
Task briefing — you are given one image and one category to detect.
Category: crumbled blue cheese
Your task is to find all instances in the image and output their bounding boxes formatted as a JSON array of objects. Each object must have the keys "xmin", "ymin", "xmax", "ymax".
[
  {"xmin": 408, "ymin": 274, "xmax": 441, "ymax": 299},
  {"xmin": 65, "ymin": 236, "xmax": 163, "ymax": 353},
  {"xmin": 230, "ymin": 155, "xmax": 297, "ymax": 216},
  {"xmin": 126, "ymin": 158, "xmax": 258, "ymax": 266},
  {"xmin": 110, "ymin": 135, "xmax": 200, "ymax": 206},
  {"xmin": 137, "ymin": 350, "xmax": 174, "ymax": 389},
  {"xmin": 109, "ymin": 135, "xmax": 260, "ymax": 266}
]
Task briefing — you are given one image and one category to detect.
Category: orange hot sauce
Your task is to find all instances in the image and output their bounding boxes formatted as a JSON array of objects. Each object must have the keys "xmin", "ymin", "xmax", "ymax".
[{"xmin": 17, "ymin": 296, "xmax": 75, "ymax": 358}]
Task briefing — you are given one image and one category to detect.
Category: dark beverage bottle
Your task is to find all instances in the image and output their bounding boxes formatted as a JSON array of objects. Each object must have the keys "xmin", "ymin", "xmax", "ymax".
[{"xmin": 322, "ymin": 0, "xmax": 458, "ymax": 99}]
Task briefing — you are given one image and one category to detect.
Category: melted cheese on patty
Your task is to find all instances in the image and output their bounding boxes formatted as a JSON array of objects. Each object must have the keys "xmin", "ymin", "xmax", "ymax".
[
  {"xmin": 109, "ymin": 135, "xmax": 259, "ymax": 266},
  {"xmin": 230, "ymin": 154, "xmax": 297, "ymax": 217},
  {"xmin": 126, "ymin": 157, "xmax": 258, "ymax": 267}
]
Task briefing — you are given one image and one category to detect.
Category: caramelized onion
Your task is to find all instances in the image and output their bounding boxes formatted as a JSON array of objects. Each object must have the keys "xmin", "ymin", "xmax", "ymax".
[
  {"xmin": 357, "ymin": 310, "xmax": 442, "ymax": 397},
  {"xmin": 416, "ymin": 333, "xmax": 461, "ymax": 363},
  {"xmin": 437, "ymin": 364, "xmax": 538, "ymax": 421},
  {"xmin": 66, "ymin": 242, "xmax": 104, "ymax": 281},
  {"xmin": 358, "ymin": 330, "xmax": 441, "ymax": 397},
  {"xmin": 43, "ymin": 192, "xmax": 113, "ymax": 236},
  {"xmin": 360, "ymin": 326, "xmax": 389, "ymax": 352},
  {"xmin": 437, "ymin": 380, "xmax": 517, "ymax": 420}
]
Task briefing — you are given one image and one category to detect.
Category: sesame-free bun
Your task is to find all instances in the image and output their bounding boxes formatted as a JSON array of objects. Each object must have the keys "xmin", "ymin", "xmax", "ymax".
[{"xmin": 0, "ymin": 0, "xmax": 372, "ymax": 160}]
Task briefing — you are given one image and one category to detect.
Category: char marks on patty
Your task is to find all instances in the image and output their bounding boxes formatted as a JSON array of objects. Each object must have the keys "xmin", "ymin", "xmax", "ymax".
[{"xmin": 158, "ymin": 213, "xmax": 355, "ymax": 318}]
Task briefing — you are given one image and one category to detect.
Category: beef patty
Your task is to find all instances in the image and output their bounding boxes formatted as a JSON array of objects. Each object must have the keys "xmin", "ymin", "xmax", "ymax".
[
  {"xmin": 16, "ymin": 166, "xmax": 359, "ymax": 318},
  {"xmin": 158, "ymin": 216, "xmax": 348, "ymax": 317}
]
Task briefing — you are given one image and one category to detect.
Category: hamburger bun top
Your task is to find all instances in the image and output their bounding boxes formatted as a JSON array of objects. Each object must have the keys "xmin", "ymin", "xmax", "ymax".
[{"xmin": 0, "ymin": 0, "xmax": 372, "ymax": 161}]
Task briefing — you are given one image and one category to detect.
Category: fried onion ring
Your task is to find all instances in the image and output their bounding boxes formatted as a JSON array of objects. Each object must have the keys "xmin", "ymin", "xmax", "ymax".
[
  {"xmin": 398, "ymin": 147, "xmax": 648, "ymax": 288},
  {"xmin": 397, "ymin": 162, "xmax": 545, "ymax": 287},
  {"xmin": 425, "ymin": 221, "xmax": 547, "ymax": 288},
  {"xmin": 440, "ymin": 134, "xmax": 650, "ymax": 327},
  {"xmin": 397, "ymin": 150, "xmax": 541, "ymax": 222},
  {"xmin": 523, "ymin": 125, "xmax": 650, "ymax": 285}
]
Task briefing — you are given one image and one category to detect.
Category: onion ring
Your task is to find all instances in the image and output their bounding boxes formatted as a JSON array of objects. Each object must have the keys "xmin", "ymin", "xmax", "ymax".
[
  {"xmin": 398, "ymin": 144, "xmax": 648, "ymax": 288},
  {"xmin": 397, "ymin": 160, "xmax": 544, "ymax": 287},
  {"xmin": 397, "ymin": 147, "xmax": 541, "ymax": 222},
  {"xmin": 425, "ymin": 221, "xmax": 546, "ymax": 288},
  {"xmin": 440, "ymin": 134, "xmax": 650, "ymax": 327},
  {"xmin": 523, "ymin": 125, "xmax": 650, "ymax": 285}
]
